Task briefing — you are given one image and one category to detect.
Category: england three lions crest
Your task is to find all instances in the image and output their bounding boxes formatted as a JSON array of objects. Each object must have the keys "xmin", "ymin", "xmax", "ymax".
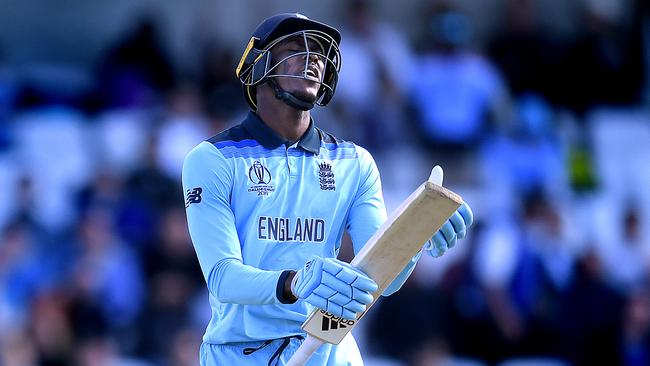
[{"xmin": 318, "ymin": 161, "xmax": 335, "ymax": 191}]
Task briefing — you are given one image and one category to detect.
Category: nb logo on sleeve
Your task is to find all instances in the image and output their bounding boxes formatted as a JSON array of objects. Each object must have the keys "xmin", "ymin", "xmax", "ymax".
[{"xmin": 185, "ymin": 187, "xmax": 203, "ymax": 207}]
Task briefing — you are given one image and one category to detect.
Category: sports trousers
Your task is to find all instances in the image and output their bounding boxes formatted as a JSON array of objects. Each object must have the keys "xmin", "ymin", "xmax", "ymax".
[{"xmin": 199, "ymin": 333, "xmax": 363, "ymax": 365}]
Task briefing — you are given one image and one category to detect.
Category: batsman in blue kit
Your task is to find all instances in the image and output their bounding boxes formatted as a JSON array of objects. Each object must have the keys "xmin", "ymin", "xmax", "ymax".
[{"xmin": 182, "ymin": 13, "xmax": 473, "ymax": 366}]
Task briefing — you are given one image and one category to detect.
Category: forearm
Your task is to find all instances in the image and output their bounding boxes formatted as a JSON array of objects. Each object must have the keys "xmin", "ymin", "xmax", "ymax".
[
  {"xmin": 208, "ymin": 258, "xmax": 295, "ymax": 305},
  {"xmin": 382, "ymin": 250, "xmax": 421, "ymax": 296}
]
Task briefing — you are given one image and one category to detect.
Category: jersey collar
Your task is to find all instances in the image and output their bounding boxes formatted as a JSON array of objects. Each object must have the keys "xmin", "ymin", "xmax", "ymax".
[{"xmin": 243, "ymin": 111, "xmax": 321, "ymax": 154}]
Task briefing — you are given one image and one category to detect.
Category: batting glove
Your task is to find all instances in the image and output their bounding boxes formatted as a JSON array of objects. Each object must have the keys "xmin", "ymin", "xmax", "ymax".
[
  {"xmin": 424, "ymin": 201, "xmax": 473, "ymax": 257},
  {"xmin": 291, "ymin": 255, "xmax": 378, "ymax": 320}
]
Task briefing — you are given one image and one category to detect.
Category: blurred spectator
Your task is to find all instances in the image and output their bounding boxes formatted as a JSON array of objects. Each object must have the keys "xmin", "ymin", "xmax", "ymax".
[
  {"xmin": 70, "ymin": 208, "xmax": 145, "ymax": 337},
  {"xmin": 368, "ymin": 278, "xmax": 449, "ymax": 364},
  {"xmin": 0, "ymin": 329, "xmax": 38, "ymax": 366},
  {"xmin": 602, "ymin": 206, "xmax": 650, "ymax": 294},
  {"xmin": 463, "ymin": 193, "xmax": 578, "ymax": 363},
  {"xmin": 328, "ymin": 0, "xmax": 416, "ymax": 149},
  {"xmin": 120, "ymin": 135, "xmax": 181, "ymax": 247},
  {"xmin": 514, "ymin": 193, "xmax": 575, "ymax": 358},
  {"xmin": 28, "ymin": 292, "xmax": 74, "ymax": 366},
  {"xmin": 154, "ymin": 82, "xmax": 210, "ymax": 180},
  {"xmin": 0, "ymin": 220, "xmax": 44, "ymax": 334},
  {"xmin": 488, "ymin": 0, "xmax": 565, "ymax": 102},
  {"xmin": 136, "ymin": 207, "xmax": 203, "ymax": 362},
  {"xmin": 0, "ymin": 42, "xmax": 17, "ymax": 134},
  {"xmin": 13, "ymin": 107, "xmax": 94, "ymax": 231},
  {"xmin": 480, "ymin": 94, "xmax": 567, "ymax": 215},
  {"xmin": 75, "ymin": 335, "xmax": 151, "ymax": 366},
  {"xmin": 167, "ymin": 328, "xmax": 202, "ymax": 366},
  {"xmin": 199, "ymin": 41, "xmax": 246, "ymax": 124},
  {"xmin": 622, "ymin": 288, "xmax": 650, "ymax": 366},
  {"xmin": 95, "ymin": 16, "xmax": 175, "ymax": 109},
  {"xmin": 143, "ymin": 207, "xmax": 203, "ymax": 291},
  {"xmin": 408, "ymin": 2, "xmax": 510, "ymax": 184},
  {"xmin": 93, "ymin": 109, "xmax": 153, "ymax": 175},
  {"xmin": 563, "ymin": 247, "xmax": 625, "ymax": 365},
  {"xmin": 560, "ymin": 0, "xmax": 645, "ymax": 113}
]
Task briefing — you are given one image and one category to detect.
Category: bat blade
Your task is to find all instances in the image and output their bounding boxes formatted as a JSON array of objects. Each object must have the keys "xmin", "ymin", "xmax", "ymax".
[{"xmin": 300, "ymin": 168, "xmax": 462, "ymax": 346}]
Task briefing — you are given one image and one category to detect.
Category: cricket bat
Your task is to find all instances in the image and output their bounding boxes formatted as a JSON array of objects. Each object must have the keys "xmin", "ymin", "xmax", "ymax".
[{"xmin": 286, "ymin": 166, "xmax": 463, "ymax": 366}]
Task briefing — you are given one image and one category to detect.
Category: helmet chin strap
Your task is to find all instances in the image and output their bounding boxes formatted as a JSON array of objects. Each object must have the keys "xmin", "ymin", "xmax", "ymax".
[{"xmin": 268, "ymin": 78, "xmax": 315, "ymax": 111}]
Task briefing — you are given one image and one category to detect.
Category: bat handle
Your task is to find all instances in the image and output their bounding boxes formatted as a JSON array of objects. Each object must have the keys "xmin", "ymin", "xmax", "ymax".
[{"xmin": 286, "ymin": 335, "xmax": 323, "ymax": 366}]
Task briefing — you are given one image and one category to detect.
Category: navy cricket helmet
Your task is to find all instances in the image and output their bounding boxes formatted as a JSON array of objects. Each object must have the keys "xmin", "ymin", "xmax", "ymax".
[{"xmin": 235, "ymin": 13, "xmax": 342, "ymax": 111}]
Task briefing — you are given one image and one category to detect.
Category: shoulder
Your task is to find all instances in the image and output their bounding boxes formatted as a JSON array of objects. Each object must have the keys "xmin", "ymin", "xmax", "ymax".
[
  {"xmin": 206, "ymin": 123, "xmax": 254, "ymax": 148},
  {"xmin": 316, "ymin": 127, "xmax": 349, "ymax": 146},
  {"xmin": 315, "ymin": 127, "xmax": 377, "ymax": 170},
  {"xmin": 204, "ymin": 122, "xmax": 263, "ymax": 159},
  {"xmin": 183, "ymin": 141, "xmax": 222, "ymax": 175},
  {"xmin": 315, "ymin": 128, "xmax": 360, "ymax": 158},
  {"xmin": 183, "ymin": 124, "xmax": 248, "ymax": 173}
]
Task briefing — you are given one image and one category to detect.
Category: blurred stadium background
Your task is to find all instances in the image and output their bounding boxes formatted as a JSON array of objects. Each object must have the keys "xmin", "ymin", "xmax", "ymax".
[{"xmin": 0, "ymin": 0, "xmax": 649, "ymax": 365}]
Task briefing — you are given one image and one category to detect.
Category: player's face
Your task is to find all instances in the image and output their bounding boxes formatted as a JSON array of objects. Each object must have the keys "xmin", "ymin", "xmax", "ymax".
[{"xmin": 271, "ymin": 37, "xmax": 326, "ymax": 102}]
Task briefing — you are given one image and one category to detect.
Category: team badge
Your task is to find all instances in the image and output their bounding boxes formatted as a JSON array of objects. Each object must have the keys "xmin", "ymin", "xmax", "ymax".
[{"xmin": 318, "ymin": 161, "xmax": 335, "ymax": 191}]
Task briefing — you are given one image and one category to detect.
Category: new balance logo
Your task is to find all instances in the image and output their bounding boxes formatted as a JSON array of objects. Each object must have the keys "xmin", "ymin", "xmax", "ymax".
[
  {"xmin": 319, "ymin": 311, "xmax": 355, "ymax": 331},
  {"xmin": 185, "ymin": 187, "xmax": 203, "ymax": 207}
]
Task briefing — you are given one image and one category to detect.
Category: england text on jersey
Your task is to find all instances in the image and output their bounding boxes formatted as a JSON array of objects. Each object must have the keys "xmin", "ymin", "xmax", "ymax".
[{"xmin": 258, "ymin": 216, "xmax": 325, "ymax": 242}]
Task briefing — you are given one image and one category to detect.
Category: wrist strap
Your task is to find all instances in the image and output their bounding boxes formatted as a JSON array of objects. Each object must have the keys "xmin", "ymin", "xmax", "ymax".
[{"xmin": 290, "ymin": 270, "xmax": 301, "ymax": 297}]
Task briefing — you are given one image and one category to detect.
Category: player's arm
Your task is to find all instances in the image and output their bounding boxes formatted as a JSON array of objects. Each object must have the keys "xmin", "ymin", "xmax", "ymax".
[
  {"xmin": 347, "ymin": 149, "xmax": 473, "ymax": 296},
  {"xmin": 346, "ymin": 147, "xmax": 412, "ymax": 296},
  {"xmin": 182, "ymin": 142, "xmax": 290, "ymax": 305}
]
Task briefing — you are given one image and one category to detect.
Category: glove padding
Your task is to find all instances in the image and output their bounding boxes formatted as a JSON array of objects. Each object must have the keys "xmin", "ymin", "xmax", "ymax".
[
  {"xmin": 424, "ymin": 201, "xmax": 473, "ymax": 257},
  {"xmin": 291, "ymin": 256, "xmax": 378, "ymax": 320}
]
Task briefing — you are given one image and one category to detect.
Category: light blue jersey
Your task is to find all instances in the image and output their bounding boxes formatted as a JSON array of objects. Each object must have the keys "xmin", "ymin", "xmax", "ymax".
[{"xmin": 182, "ymin": 112, "xmax": 390, "ymax": 346}]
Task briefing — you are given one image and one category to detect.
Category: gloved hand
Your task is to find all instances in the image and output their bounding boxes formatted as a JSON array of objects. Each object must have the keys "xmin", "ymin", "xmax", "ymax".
[
  {"xmin": 291, "ymin": 255, "xmax": 378, "ymax": 320},
  {"xmin": 424, "ymin": 201, "xmax": 473, "ymax": 257}
]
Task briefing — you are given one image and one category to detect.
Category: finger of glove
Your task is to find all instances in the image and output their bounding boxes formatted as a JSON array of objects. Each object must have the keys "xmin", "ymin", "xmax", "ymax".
[
  {"xmin": 321, "ymin": 271, "xmax": 353, "ymax": 298},
  {"xmin": 304, "ymin": 293, "xmax": 328, "ymax": 310},
  {"xmin": 322, "ymin": 259, "xmax": 366, "ymax": 288},
  {"xmin": 341, "ymin": 308, "xmax": 359, "ymax": 321},
  {"xmin": 344, "ymin": 299, "xmax": 367, "ymax": 315},
  {"xmin": 327, "ymin": 292, "xmax": 353, "ymax": 307},
  {"xmin": 450, "ymin": 211, "xmax": 467, "ymax": 239},
  {"xmin": 305, "ymin": 294, "xmax": 353, "ymax": 321},
  {"xmin": 427, "ymin": 231, "xmax": 447, "ymax": 257},
  {"xmin": 312, "ymin": 276, "xmax": 373, "ymax": 306},
  {"xmin": 312, "ymin": 284, "xmax": 338, "ymax": 299},
  {"xmin": 328, "ymin": 294, "xmax": 367, "ymax": 314},
  {"xmin": 335, "ymin": 261, "xmax": 378, "ymax": 293},
  {"xmin": 459, "ymin": 202, "xmax": 474, "ymax": 227},
  {"xmin": 321, "ymin": 258, "xmax": 377, "ymax": 296},
  {"xmin": 440, "ymin": 221, "xmax": 457, "ymax": 243},
  {"xmin": 351, "ymin": 287, "xmax": 374, "ymax": 305},
  {"xmin": 321, "ymin": 258, "xmax": 348, "ymax": 277},
  {"xmin": 323, "ymin": 302, "xmax": 344, "ymax": 318}
]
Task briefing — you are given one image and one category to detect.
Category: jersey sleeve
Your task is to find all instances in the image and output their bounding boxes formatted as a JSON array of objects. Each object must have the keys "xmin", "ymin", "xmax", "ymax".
[
  {"xmin": 182, "ymin": 142, "xmax": 289, "ymax": 305},
  {"xmin": 346, "ymin": 146, "xmax": 419, "ymax": 297},
  {"xmin": 346, "ymin": 146, "xmax": 388, "ymax": 255}
]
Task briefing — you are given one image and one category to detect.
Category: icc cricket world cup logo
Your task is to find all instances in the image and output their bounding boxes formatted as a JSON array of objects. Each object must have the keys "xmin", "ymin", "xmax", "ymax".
[
  {"xmin": 249, "ymin": 161, "xmax": 271, "ymax": 184},
  {"xmin": 248, "ymin": 161, "xmax": 274, "ymax": 196}
]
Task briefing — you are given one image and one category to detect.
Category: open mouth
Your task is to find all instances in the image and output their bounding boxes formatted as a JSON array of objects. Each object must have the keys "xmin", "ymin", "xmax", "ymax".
[{"xmin": 306, "ymin": 67, "xmax": 320, "ymax": 80}]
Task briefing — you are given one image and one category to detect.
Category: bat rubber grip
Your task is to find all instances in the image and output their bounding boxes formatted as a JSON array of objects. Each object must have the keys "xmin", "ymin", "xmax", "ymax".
[{"xmin": 286, "ymin": 335, "xmax": 323, "ymax": 366}]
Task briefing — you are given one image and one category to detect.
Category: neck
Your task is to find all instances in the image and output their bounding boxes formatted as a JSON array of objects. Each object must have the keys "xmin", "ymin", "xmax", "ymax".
[{"xmin": 256, "ymin": 87, "xmax": 311, "ymax": 142}]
